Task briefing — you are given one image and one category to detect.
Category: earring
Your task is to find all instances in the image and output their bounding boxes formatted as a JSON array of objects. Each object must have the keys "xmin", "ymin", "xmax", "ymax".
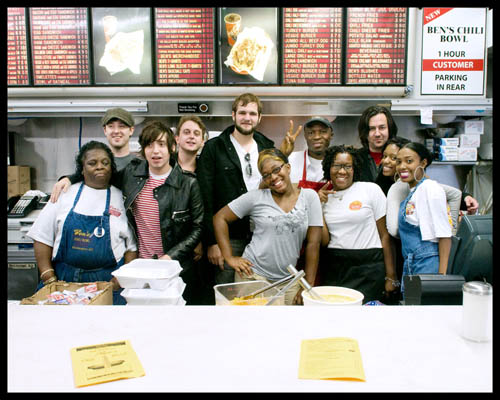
[
  {"xmin": 393, "ymin": 172, "xmax": 400, "ymax": 182},
  {"xmin": 414, "ymin": 166, "xmax": 425, "ymax": 182}
]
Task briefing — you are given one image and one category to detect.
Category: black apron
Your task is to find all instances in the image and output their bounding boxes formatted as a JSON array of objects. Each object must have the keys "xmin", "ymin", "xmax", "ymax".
[{"xmin": 322, "ymin": 248, "xmax": 386, "ymax": 303}]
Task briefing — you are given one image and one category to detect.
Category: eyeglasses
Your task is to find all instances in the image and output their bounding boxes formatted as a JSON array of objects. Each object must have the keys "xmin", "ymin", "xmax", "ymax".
[
  {"xmin": 332, "ymin": 164, "xmax": 353, "ymax": 171},
  {"xmin": 261, "ymin": 163, "xmax": 285, "ymax": 181},
  {"xmin": 244, "ymin": 153, "xmax": 252, "ymax": 176}
]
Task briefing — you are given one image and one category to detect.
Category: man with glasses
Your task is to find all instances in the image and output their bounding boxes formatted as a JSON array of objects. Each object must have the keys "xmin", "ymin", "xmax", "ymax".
[{"xmin": 197, "ymin": 93, "xmax": 274, "ymax": 285}]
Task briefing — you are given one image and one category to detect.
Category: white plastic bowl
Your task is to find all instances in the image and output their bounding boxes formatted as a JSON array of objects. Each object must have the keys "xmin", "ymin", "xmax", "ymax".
[
  {"xmin": 121, "ymin": 277, "xmax": 186, "ymax": 305},
  {"xmin": 112, "ymin": 259, "xmax": 182, "ymax": 290},
  {"xmin": 302, "ymin": 286, "xmax": 364, "ymax": 306}
]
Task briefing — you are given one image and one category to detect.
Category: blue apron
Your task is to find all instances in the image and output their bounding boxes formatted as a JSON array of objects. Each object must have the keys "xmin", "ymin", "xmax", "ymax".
[
  {"xmin": 398, "ymin": 178, "xmax": 439, "ymax": 294},
  {"xmin": 41, "ymin": 183, "xmax": 125, "ymax": 305}
]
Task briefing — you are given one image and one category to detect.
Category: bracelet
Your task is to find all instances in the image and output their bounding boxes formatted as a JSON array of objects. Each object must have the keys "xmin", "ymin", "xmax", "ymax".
[
  {"xmin": 43, "ymin": 276, "xmax": 57, "ymax": 285},
  {"xmin": 385, "ymin": 277, "xmax": 401, "ymax": 287},
  {"xmin": 40, "ymin": 268, "xmax": 55, "ymax": 279}
]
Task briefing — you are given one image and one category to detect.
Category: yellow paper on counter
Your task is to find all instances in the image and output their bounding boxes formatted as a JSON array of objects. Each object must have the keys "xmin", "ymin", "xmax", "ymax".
[
  {"xmin": 70, "ymin": 340, "xmax": 145, "ymax": 387},
  {"xmin": 298, "ymin": 337, "xmax": 366, "ymax": 381}
]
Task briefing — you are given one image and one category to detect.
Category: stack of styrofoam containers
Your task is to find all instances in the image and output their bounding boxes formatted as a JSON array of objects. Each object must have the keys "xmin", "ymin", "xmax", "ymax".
[
  {"xmin": 111, "ymin": 259, "xmax": 186, "ymax": 305},
  {"xmin": 456, "ymin": 119, "xmax": 483, "ymax": 162}
]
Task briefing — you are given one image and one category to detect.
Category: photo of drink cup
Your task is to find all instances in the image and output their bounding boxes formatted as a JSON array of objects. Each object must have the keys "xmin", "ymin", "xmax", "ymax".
[
  {"xmin": 102, "ymin": 15, "xmax": 118, "ymax": 43},
  {"xmin": 224, "ymin": 13, "xmax": 241, "ymax": 46}
]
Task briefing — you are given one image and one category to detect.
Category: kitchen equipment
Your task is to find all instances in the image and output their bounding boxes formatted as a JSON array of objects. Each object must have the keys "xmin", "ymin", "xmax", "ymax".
[
  {"xmin": 462, "ymin": 281, "xmax": 492, "ymax": 342},
  {"xmin": 287, "ymin": 264, "xmax": 326, "ymax": 302},
  {"xmin": 214, "ymin": 281, "xmax": 285, "ymax": 305},
  {"xmin": 265, "ymin": 270, "xmax": 305, "ymax": 305},
  {"xmin": 238, "ymin": 273, "xmax": 295, "ymax": 300},
  {"xmin": 302, "ymin": 286, "xmax": 364, "ymax": 306}
]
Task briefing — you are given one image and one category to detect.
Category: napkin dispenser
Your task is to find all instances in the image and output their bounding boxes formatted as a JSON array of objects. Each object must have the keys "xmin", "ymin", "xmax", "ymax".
[{"xmin": 404, "ymin": 274, "xmax": 465, "ymax": 305}]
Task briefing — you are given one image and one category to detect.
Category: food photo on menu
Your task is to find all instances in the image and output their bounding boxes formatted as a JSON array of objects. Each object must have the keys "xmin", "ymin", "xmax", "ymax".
[
  {"xmin": 219, "ymin": 7, "xmax": 278, "ymax": 84},
  {"xmin": 91, "ymin": 7, "xmax": 153, "ymax": 85}
]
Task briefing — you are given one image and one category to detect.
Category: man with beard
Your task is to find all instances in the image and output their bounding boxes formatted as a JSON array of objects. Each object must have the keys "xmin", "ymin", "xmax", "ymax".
[{"xmin": 197, "ymin": 93, "xmax": 274, "ymax": 285}]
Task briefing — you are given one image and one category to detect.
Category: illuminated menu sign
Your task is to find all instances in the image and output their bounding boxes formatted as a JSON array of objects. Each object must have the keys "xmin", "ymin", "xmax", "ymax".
[
  {"xmin": 282, "ymin": 8, "xmax": 342, "ymax": 84},
  {"xmin": 7, "ymin": 8, "xmax": 29, "ymax": 86},
  {"xmin": 346, "ymin": 7, "xmax": 407, "ymax": 85},
  {"xmin": 30, "ymin": 7, "xmax": 90, "ymax": 85},
  {"xmin": 155, "ymin": 8, "xmax": 215, "ymax": 84}
]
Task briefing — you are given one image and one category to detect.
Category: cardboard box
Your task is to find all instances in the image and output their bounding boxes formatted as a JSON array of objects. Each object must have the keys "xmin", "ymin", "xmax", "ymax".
[
  {"xmin": 458, "ymin": 134, "xmax": 481, "ymax": 148},
  {"xmin": 427, "ymin": 138, "xmax": 459, "ymax": 147},
  {"xmin": 458, "ymin": 147, "xmax": 478, "ymax": 162},
  {"xmin": 20, "ymin": 281, "xmax": 113, "ymax": 305},
  {"xmin": 8, "ymin": 166, "xmax": 31, "ymax": 198},
  {"xmin": 456, "ymin": 120, "xmax": 484, "ymax": 135},
  {"xmin": 435, "ymin": 146, "xmax": 459, "ymax": 161}
]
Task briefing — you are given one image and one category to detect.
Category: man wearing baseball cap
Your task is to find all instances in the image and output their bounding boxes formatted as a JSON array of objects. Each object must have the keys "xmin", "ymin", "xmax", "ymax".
[
  {"xmin": 101, "ymin": 107, "xmax": 137, "ymax": 170},
  {"xmin": 281, "ymin": 116, "xmax": 334, "ymax": 194}
]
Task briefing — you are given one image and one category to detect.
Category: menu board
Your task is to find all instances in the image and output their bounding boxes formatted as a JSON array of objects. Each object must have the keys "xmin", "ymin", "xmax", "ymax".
[
  {"xmin": 219, "ymin": 7, "xmax": 279, "ymax": 85},
  {"xmin": 7, "ymin": 8, "xmax": 30, "ymax": 86},
  {"xmin": 155, "ymin": 8, "xmax": 215, "ymax": 84},
  {"xmin": 92, "ymin": 8, "xmax": 153, "ymax": 85},
  {"xmin": 346, "ymin": 7, "xmax": 407, "ymax": 85},
  {"xmin": 282, "ymin": 8, "xmax": 343, "ymax": 84},
  {"xmin": 30, "ymin": 7, "xmax": 90, "ymax": 85}
]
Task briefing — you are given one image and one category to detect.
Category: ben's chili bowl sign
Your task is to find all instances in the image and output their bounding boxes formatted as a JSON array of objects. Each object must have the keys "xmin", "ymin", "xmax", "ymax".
[{"xmin": 421, "ymin": 8, "xmax": 487, "ymax": 95}]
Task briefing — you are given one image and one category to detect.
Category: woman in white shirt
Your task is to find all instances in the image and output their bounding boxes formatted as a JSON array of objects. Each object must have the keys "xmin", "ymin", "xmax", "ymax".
[
  {"xmin": 320, "ymin": 145, "xmax": 397, "ymax": 303},
  {"xmin": 28, "ymin": 141, "xmax": 137, "ymax": 305},
  {"xmin": 214, "ymin": 148, "xmax": 323, "ymax": 305},
  {"xmin": 395, "ymin": 142, "xmax": 452, "ymax": 293}
]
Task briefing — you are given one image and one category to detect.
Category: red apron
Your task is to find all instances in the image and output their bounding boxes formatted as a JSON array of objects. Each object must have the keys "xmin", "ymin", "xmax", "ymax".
[{"xmin": 297, "ymin": 151, "xmax": 333, "ymax": 192}]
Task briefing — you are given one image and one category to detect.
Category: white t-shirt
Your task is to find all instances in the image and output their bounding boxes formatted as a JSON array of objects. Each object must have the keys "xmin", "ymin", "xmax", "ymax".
[
  {"xmin": 228, "ymin": 188, "xmax": 323, "ymax": 280},
  {"xmin": 386, "ymin": 179, "xmax": 460, "ymax": 238},
  {"xmin": 288, "ymin": 150, "xmax": 325, "ymax": 184},
  {"xmin": 322, "ymin": 181, "xmax": 386, "ymax": 250},
  {"xmin": 402, "ymin": 179, "xmax": 452, "ymax": 242},
  {"xmin": 27, "ymin": 183, "xmax": 137, "ymax": 262},
  {"xmin": 229, "ymin": 134, "xmax": 261, "ymax": 191}
]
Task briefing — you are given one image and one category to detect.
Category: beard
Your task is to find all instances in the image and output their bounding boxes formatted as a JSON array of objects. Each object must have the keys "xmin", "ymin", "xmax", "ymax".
[{"xmin": 234, "ymin": 121, "xmax": 256, "ymax": 136}]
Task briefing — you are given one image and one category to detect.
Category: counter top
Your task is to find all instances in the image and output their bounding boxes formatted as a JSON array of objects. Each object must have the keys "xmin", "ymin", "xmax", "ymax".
[{"xmin": 7, "ymin": 304, "xmax": 492, "ymax": 392}]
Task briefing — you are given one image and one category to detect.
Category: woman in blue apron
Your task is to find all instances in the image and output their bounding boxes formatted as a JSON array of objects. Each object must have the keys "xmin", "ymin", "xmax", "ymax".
[
  {"xmin": 396, "ymin": 142, "xmax": 452, "ymax": 295},
  {"xmin": 29, "ymin": 141, "xmax": 137, "ymax": 305}
]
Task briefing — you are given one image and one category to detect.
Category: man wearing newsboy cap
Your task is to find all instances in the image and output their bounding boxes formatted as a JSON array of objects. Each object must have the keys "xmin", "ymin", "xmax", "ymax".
[{"xmin": 101, "ymin": 107, "xmax": 137, "ymax": 170}]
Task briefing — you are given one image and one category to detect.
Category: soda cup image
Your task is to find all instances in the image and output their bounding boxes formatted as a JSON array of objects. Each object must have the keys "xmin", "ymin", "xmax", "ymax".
[{"xmin": 224, "ymin": 13, "xmax": 241, "ymax": 46}]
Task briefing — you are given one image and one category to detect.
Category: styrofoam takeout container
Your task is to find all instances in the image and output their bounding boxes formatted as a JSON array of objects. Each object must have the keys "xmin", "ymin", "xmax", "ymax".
[
  {"xmin": 302, "ymin": 286, "xmax": 364, "ymax": 306},
  {"xmin": 121, "ymin": 277, "xmax": 186, "ymax": 305},
  {"xmin": 214, "ymin": 280, "xmax": 285, "ymax": 306},
  {"xmin": 112, "ymin": 259, "xmax": 182, "ymax": 290}
]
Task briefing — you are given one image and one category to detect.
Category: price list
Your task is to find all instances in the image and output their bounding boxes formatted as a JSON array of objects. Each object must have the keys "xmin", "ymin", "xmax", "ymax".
[
  {"xmin": 283, "ymin": 8, "xmax": 342, "ymax": 84},
  {"xmin": 30, "ymin": 7, "xmax": 90, "ymax": 85},
  {"xmin": 346, "ymin": 7, "xmax": 407, "ymax": 85},
  {"xmin": 7, "ymin": 8, "xmax": 29, "ymax": 86},
  {"xmin": 155, "ymin": 8, "xmax": 215, "ymax": 84}
]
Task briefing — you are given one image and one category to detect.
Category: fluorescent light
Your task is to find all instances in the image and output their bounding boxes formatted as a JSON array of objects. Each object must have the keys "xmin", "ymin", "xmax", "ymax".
[{"xmin": 7, "ymin": 100, "xmax": 148, "ymax": 113}]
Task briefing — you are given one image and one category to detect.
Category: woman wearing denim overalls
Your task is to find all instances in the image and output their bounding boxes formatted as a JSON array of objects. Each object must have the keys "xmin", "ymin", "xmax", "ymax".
[
  {"xmin": 395, "ymin": 142, "xmax": 452, "ymax": 295},
  {"xmin": 28, "ymin": 141, "xmax": 137, "ymax": 305}
]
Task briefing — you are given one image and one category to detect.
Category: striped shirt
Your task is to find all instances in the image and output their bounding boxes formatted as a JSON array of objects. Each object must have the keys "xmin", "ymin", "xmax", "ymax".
[{"xmin": 133, "ymin": 174, "xmax": 169, "ymax": 258}]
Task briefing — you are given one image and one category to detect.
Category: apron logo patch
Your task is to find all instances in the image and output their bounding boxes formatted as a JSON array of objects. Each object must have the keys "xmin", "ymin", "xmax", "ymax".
[
  {"xmin": 349, "ymin": 200, "xmax": 362, "ymax": 210},
  {"xmin": 405, "ymin": 201, "xmax": 415, "ymax": 215},
  {"xmin": 109, "ymin": 205, "xmax": 122, "ymax": 217}
]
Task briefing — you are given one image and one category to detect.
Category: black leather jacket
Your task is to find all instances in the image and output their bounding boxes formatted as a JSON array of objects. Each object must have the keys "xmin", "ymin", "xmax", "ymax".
[
  {"xmin": 197, "ymin": 125, "xmax": 274, "ymax": 246},
  {"xmin": 116, "ymin": 158, "xmax": 204, "ymax": 265}
]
